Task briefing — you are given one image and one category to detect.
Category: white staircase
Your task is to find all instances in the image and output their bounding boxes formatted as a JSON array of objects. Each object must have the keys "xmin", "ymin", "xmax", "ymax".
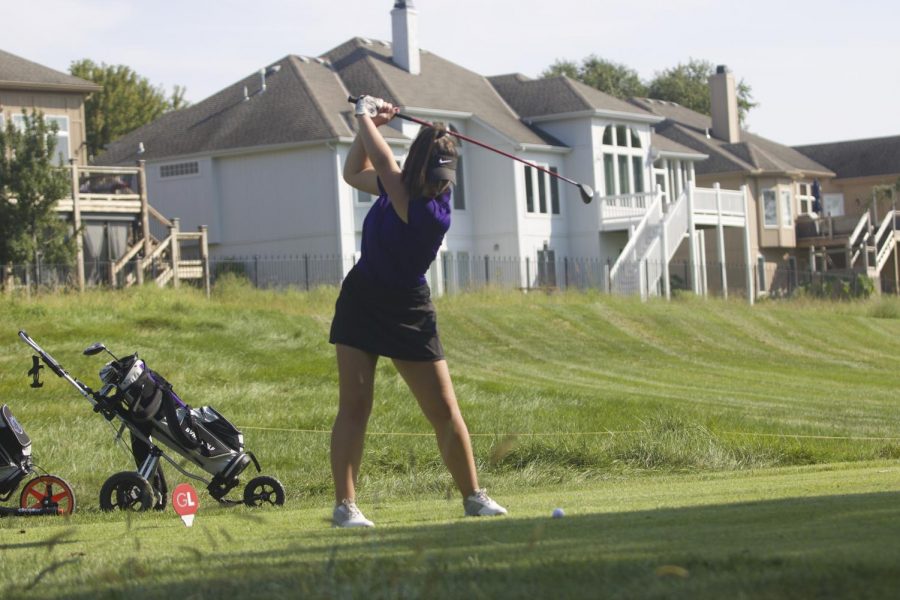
[
  {"xmin": 873, "ymin": 210, "xmax": 900, "ymax": 275},
  {"xmin": 608, "ymin": 183, "xmax": 749, "ymax": 300}
]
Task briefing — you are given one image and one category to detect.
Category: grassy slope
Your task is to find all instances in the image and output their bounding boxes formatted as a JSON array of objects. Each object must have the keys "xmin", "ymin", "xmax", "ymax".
[{"xmin": 1, "ymin": 285, "xmax": 900, "ymax": 597}]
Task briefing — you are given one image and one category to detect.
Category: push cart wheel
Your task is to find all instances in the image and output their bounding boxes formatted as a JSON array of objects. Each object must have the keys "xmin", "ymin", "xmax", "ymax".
[
  {"xmin": 19, "ymin": 475, "xmax": 77, "ymax": 515},
  {"xmin": 99, "ymin": 472, "xmax": 154, "ymax": 512},
  {"xmin": 243, "ymin": 476, "xmax": 285, "ymax": 507}
]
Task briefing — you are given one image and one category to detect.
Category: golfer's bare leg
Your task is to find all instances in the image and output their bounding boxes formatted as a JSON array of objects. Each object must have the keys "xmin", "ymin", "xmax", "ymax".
[
  {"xmin": 332, "ymin": 344, "xmax": 377, "ymax": 504},
  {"xmin": 392, "ymin": 358, "xmax": 479, "ymax": 498}
]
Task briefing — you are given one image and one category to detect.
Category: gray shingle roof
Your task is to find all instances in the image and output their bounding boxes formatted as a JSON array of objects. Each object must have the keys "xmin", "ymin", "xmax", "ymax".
[
  {"xmin": 322, "ymin": 38, "xmax": 561, "ymax": 147},
  {"xmin": 0, "ymin": 49, "xmax": 100, "ymax": 92},
  {"xmin": 489, "ymin": 73, "xmax": 652, "ymax": 119},
  {"xmin": 97, "ymin": 56, "xmax": 366, "ymax": 164},
  {"xmin": 99, "ymin": 39, "xmax": 570, "ymax": 165},
  {"xmin": 629, "ymin": 97, "xmax": 833, "ymax": 178},
  {"xmin": 793, "ymin": 136, "xmax": 900, "ymax": 179}
]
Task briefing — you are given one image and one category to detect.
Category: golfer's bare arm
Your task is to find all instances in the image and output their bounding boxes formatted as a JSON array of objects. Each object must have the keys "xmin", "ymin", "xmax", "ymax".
[{"xmin": 350, "ymin": 111, "xmax": 410, "ymax": 222}]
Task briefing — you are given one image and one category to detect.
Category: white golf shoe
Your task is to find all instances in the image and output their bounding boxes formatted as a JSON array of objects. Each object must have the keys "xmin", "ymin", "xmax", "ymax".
[
  {"xmin": 464, "ymin": 489, "xmax": 508, "ymax": 517},
  {"xmin": 332, "ymin": 500, "xmax": 375, "ymax": 528}
]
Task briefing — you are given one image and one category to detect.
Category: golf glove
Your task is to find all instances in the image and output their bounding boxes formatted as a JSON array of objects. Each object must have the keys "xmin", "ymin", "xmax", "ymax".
[{"xmin": 355, "ymin": 95, "xmax": 384, "ymax": 118}]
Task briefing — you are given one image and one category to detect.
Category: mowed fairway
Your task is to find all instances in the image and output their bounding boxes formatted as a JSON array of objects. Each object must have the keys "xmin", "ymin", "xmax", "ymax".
[{"xmin": 2, "ymin": 282, "xmax": 900, "ymax": 598}]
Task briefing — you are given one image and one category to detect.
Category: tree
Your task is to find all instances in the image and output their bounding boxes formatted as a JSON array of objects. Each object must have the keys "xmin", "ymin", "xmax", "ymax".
[
  {"xmin": 542, "ymin": 56, "xmax": 758, "ymax": 125},
  {"xmin": 69, "ymin": 59, "xmax": 188, "ymax": 158},
  {"xmin": 0, "ymin": 110, "xmax": 75, "ymax": 271},
  {"xmin": 647, "ymin": 59, "xmax": 757, "ymax": 125},
  {"xmin": 542, "ymin": 55, "xmax": 647, "ymax": 100}
]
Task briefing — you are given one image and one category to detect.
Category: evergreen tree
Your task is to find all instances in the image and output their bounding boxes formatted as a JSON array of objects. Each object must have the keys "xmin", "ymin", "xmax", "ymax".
[{"xmin": 0, "ymin": 111, "xmax": 75, "ymax": 270}]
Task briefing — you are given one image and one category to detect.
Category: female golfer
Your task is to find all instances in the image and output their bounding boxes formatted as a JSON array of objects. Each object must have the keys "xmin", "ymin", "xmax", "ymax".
[{"xmin": 329, "ymin": 95, "xmax": 507, "ymax": 527}]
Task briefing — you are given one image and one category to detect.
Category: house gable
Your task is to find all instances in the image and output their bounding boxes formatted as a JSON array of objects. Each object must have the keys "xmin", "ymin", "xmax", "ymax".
[{"xmin": 97, "ymin": 56, "xmax": 358, "ymax": 165}]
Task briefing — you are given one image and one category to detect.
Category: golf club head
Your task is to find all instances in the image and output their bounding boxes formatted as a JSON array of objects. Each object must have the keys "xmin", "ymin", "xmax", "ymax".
[
  {"xmin": 83, "ymin": 342, "xmax": 107, "ymax": 356},
  {"xmin": 578, "ymin": 184, "xmax": 594, "ymax": 204}
]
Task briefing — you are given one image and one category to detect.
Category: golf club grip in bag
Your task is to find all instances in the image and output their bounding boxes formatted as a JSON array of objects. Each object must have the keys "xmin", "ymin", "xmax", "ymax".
[
  {"xmin": 110, "ymin": 357, "xmax": 244, "ymax": 458},
  {"xmin": 110, "ymin": 357, "xmax": 200, "ymax": 450}
]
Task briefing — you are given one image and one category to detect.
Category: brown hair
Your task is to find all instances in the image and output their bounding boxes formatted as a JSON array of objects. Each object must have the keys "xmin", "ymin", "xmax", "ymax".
[{"xmin": 401, "ymin": 123, "xmax": 458, "ymax": 199}]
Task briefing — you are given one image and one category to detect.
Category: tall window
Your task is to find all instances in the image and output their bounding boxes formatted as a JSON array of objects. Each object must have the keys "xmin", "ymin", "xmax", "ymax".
[
  {"xmin": 617, "ymin": 155, "xmax": 630, "ymax": 195},
  {"xmin": 549, "ymin": 168, "xmax": 560, "ymax": 214},
  {"xmin": 762, "ymin": 189, "xmax": 777, "ymax": 227},
  {"xmin": 780, "ymin": 189, "xmax": 793, "ymax": 227},
  {"xmin": 523, "ymin": 164, "xmax": 561, "ymax": 215},
  {"xmin": 631, "ymin": 157, "xmax": 644, "ymax": 193},
  {"xmin": 797, "ymin": 182, "xmax": 815, "ymax": 214},
  {"xmin": 601, "ymin": 124, "xmax": 644, "ymax": 196},
  {"xmin": 524, "ymin": 166, "xmax": 534, "ymax": 212},
  {"xmin": 603, "ymin": 155, "xmax": 616, "ymax": 196}
]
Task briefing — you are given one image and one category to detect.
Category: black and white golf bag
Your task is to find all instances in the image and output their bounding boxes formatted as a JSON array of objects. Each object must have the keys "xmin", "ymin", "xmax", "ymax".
[
  {"xmin": 0, "ymin": 404, "xmax": 32, "ymax": 500},
  {"xmin": 97, "ymin": 353, "xmax": 260, "ymax": 505}
]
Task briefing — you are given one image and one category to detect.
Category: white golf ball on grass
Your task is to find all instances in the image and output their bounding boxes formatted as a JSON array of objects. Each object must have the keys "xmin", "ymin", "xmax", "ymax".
[{"xmin": 552, "ymin": 507, "xmax": 565, "ymax": 518}]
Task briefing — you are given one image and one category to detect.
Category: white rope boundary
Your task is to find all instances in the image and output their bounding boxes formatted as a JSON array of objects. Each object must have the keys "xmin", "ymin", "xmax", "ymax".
[{"xmin": 237, "ymin": 425, "xmax": 900, "ymax": 442}]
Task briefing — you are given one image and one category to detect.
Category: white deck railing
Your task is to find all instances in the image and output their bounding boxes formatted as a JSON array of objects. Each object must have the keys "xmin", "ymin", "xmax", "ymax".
[
  {"xmin": 693, "ymin": 186, "xmax": 747, "ymax": 217},
  {"xmin": 599, "ymin": 191, "xmax": 656, "ymax": 221}
]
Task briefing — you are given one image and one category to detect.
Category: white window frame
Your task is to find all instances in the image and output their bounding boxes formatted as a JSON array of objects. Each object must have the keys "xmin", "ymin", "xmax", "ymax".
[
  {"xmin": 523, "ymin": 162, "xmax": 562, "ymax": 216},
  {"xmin": 762, "ymin": 189, "xmax": 778, "ymax": 228},
  {"xmin": 780, "ymin": 188, "xmax": 793, "ymax": 228},
  {"xmin": 601, "ymin": 124, "xmax": 645, "ymax": 197},
  {"xmin": 12, "ymin": 113, "xmax": 70, "ymax": 165},
  {"xmin": 797, "ymin": 182, "xmax": 815, "ymax": 215}
]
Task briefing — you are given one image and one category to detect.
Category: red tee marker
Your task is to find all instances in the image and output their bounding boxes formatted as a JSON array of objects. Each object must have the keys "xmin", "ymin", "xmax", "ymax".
[{"xmin": 172, "ymin": 483, "xmax": 199, "ymax": 527}]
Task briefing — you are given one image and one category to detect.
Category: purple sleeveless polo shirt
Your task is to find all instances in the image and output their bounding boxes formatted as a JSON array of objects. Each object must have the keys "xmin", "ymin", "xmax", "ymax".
[{"xmin": 355, "ymin": 178, "xmax": 451, "ymax": 289}]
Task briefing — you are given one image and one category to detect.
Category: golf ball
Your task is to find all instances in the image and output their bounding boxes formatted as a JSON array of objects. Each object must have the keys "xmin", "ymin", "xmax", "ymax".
[{"xmin": 552, "ymin": 508, "xmax": 565, "ymax": 518}]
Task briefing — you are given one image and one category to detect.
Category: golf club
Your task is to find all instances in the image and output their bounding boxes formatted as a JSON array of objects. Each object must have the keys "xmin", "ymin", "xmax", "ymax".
[{"xmin": 348, "ymin": 96, "xmax": 594, "ymax": 204}]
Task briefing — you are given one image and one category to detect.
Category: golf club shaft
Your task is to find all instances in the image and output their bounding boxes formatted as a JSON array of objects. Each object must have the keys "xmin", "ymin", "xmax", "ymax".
[{"xmin": 347, "ymin": 96, "xmax": 593, "ymax": 202}]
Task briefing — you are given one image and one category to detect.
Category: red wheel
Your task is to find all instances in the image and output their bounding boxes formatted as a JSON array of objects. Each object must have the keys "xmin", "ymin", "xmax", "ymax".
[{"xmin": 19, "ymin": 475, "xmax": 77, "ymax": 515}]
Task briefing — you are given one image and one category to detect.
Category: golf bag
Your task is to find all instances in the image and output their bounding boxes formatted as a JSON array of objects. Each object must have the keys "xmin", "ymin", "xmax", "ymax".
[
  {"xmin": 0, "ymin": 404, "xmax": 76, "ymax": 516},
  {"xmin": 101, "ymin": 353, "xmax": 253, "ymax": 506},
  {"xmin": 19, "ymin": 331, "xmax": 285, "ymax": 511}
]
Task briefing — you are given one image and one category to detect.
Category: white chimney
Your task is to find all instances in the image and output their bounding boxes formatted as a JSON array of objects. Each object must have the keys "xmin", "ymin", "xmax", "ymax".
[
  {"xmin": 708, "ymin": 65, "xmax": 740, "ymax": 143},
  {"xmin": 391, "ymin": 1, "xmax": 420, "ymax": 75}
]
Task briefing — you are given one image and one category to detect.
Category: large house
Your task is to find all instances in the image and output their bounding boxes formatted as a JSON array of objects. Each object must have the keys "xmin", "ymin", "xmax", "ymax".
[
  {"xmin": 793, "ymin": 136, "xmax": 900, "ymax": 292},
  {"xmin": 1, "ymin": 50, "xmax": 207, "ymax": 292},
  {"xmin": 96, "ymin": 2, "xmax": 898, "ymax": 298}
]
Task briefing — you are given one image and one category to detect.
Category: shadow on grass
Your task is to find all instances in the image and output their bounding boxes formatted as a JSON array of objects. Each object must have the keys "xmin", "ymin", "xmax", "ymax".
[{"xmin": 7, "ymin": 491, "xmax": 900, "ymax": 599}]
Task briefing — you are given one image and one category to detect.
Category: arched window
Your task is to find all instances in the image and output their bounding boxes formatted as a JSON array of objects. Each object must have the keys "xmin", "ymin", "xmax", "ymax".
[{"xmin": 601, "ymin": 125, "xmax": 645, "ymax": 196}]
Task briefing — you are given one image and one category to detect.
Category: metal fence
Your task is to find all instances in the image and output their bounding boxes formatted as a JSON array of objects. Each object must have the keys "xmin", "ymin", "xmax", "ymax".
[{"xmin": 1, "ymin": 254, "xmax": 893, "ymax": 299}]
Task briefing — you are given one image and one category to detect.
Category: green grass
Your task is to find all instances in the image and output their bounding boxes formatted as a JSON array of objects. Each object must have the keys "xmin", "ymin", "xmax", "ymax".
[{"xmin": 2, "ymin": 283, "xmax": 900, "ymax": 598}]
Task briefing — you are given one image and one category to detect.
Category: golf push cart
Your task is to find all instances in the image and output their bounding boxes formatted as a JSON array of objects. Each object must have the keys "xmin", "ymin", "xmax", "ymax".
[
  {"xmin": 19, "ymin": 331, "xmax": 285, "ymax": 512},
  {"xmin": 1, "ymin": 402, "xmax": 76, "ymax": 517}
]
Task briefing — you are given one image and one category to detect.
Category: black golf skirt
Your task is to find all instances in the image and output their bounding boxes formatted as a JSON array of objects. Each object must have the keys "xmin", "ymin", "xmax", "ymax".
[{"xmin": 329, "ymin": 267, "xmax": 445, "ymax": 361}]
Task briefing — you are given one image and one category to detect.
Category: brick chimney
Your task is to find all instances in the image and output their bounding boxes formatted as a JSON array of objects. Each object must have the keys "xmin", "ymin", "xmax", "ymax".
[
  {"xmin": 708, "ymin": 65, "xmax": 740, "ymax": 143},
  {"xmin": 391, "ymin": 1, "xmax": 420, "ymax": 75}
]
